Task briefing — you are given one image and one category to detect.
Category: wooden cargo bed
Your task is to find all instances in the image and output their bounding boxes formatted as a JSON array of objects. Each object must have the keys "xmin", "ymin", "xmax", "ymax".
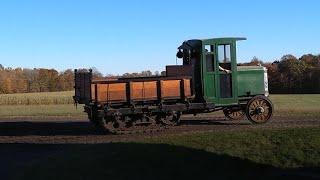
[{"xmin": 90, "ymin": 76, "xmax": 193, "ymax": 104}]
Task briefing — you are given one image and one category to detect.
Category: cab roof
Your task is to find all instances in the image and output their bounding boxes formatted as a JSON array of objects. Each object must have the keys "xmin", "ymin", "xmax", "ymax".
[
  {"xmin": 201, "ymin": 37, "xmax": 247, "ymax": 41},
  {"xmin": 178, "ymin": 37, "xmax": 246, "ymax": 50},
  {"xmin": 201, "ymin": 37, "xmax": 246, "ymax": 44}
]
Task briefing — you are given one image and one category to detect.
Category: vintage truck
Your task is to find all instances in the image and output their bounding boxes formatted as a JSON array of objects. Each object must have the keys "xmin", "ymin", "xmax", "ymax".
[{"xmin": 74, "ymin": 37, "xmax": 273, "ymax": 133}]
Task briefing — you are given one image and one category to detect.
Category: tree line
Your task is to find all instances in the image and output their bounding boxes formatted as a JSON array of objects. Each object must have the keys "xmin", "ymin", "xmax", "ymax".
[
  {"xmin": 239, "ymin": 54, "xmax": 320, "ymax": 94},
  {"xmin": 0, "ymin": 66, "xmax": 74, "ymax": 94},
  {"xmin": 0, "ymin": 53, "xmax": 319, "ymax": 94}
]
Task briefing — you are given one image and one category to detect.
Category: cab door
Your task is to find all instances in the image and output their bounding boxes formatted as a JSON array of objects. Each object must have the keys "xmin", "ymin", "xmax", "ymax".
[
  {"xmin": 216, "ymin": 42, "xmax": 238, "ymax": 105},
  {"xmin": 202, "ymin": 44, "xmax": 217, "ymax": 103}
]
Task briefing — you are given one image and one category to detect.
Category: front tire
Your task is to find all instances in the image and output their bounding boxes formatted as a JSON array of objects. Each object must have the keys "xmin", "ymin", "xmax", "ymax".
[{"xmin": 245, "ymin": 95, "xmax": 273, "ymax": 124}]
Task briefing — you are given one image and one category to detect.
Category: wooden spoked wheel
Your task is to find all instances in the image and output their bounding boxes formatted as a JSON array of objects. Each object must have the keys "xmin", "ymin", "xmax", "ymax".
[
  {"xmin": 246, "ymin": 95, "xmax": 273, "ymax": 124},
  {"xmin": 223, "ymin": 108, "xmax": 245, "ymax": 120}
]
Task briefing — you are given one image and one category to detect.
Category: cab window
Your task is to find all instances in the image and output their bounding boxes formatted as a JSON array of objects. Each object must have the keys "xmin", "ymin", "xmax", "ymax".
[
  {"xmin": 205, "ymin": 45, "xmax": 215, "ymax": 72},
  {"xmin": 218, "ymin": 44, "xmax": 231, "ymax": 70}
]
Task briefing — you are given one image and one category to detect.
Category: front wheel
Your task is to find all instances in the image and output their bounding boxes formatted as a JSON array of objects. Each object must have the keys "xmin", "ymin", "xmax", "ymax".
[{"xmin": 245, "ymin": 95, "xmax": 273, "ymax": 124}]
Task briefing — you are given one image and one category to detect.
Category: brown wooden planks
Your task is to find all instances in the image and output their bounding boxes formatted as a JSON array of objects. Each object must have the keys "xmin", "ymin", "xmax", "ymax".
[
  {"xmin": 91, "ymin": 77, "xmax": 193, "ymax": 103},
  {"xmin": 161, "ymin": 80, "xmax": 181, "ymax": 99},
  {"xmin": 74, "ymin": 71, "xmax": 92, "ymax": 104},
  {"xmin": 95, "ymin": 83, "xmax": 126, "ymax": 102},
  {"xmin": 130, "ymin": 81, "xmax": 157, "ymax": 101},
  {"xmin": 108, "ymin": 83, "xmax": 126, "ymax": 102},
  {"xmin": 183, "ymin": 79, "xmax": 192, "ymax": 97},
  {"xmin": 95, "ymin": 84, "xmax": 107, "ymax": 102},
  {"xmin": 91, "ymin": 84, "xmax": 96, "ymax": 101}
]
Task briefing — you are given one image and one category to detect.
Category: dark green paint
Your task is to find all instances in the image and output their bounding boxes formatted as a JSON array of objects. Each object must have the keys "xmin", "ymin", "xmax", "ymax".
[{"xmin": 199, "ymin": 38, "xmax": 266, "ymax": 105}]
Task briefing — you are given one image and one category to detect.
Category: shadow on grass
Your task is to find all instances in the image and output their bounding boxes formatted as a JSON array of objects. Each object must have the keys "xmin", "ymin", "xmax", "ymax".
[
  {"xmin": 0, "ymin": 121, "xmax": 98, "ymax": 136},
  {"xmin": 0, "ymin": 143, "xmax": 318, "ymax": 180},
  {"xmin": 0, "ymin": 119, "xmax": 249, "ymax": 136}
]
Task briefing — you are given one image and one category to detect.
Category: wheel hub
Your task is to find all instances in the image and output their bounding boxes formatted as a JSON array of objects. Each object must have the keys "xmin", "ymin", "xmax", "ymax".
[{"xmin": 256, "ymin": 106, "xmax": 265, "ymax": 114}]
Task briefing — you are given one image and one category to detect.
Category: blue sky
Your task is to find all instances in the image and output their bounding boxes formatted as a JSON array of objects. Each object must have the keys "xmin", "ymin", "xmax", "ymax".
[{"xmin": 0, "ymin": 0, "xmax": 319, "ymax": 75}]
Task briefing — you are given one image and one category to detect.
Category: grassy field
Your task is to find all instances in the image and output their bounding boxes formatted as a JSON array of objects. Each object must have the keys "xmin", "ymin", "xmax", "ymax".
[
  {"xmin": 270, "ymin": 94, "xmax": 320, "ymax": 117},
  {"xmin": 0, "ymin": 91, "xmax": 83, "ymax": 119},
  {"xmin": 13, "ymin": 127, "xmax": 320, "ymax": 179},
  {"xmin": 0, "ymin": 91, "xmax": 319, "ymax": 119},
  {"xmin": 0, "ymin": 104, "xmax": 84, "ymax": 119},
  {"xmin": 0, "ymin": 91, "xmax": 74, "ymax": 105}
]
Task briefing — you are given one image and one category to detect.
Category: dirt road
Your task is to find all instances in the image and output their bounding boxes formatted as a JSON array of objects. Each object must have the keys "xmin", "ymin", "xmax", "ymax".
[{"xmin": 0, "ymin": 116, "xmax": 319, "ymax": 144}]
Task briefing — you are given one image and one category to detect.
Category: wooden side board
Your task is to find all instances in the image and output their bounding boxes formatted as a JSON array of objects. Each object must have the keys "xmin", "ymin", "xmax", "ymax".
[
  {"xmin": 96, "ymin": 83, "xmax": 127, "ymax": 102},
  {"xmin": 91, "ymin": 78, "xmax": 192, "ymax": 103},
  {"xmin": 91, "ymin": 84, "xmax": 96, "ymax": 101},
  {"xmin": 184, "ymin": 79, "xmax": 192, "ymax": 97},
  {"xmin": 130, "ymin": 81, "xmax": 158, "ymax": 101},
  {"xmin": 161, "ymin": 80, "xmax": 181, "ymax": 99}
]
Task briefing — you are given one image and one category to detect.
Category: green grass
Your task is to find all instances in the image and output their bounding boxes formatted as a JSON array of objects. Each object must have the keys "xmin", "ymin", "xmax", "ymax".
[
  {"xmin": 270, "ymin": 94, "xmax": 320, "ymax": 109},
  {"xmin": 270, "ymin": 94, "xmax": 320, "ymax": 117},
  {"xmin": 149, "ymin": 127, "xmax": 320, "ymax": 168},
  {"xmin": 0, "ymin": 104, "xmax": 84, "ymax": 118},
  {"xmin": 0, "ymin": 91, "xmax": 74, "ymax": 105},
  {"xmin": 15, "ymin": 127, "xmax": 320, "ymax": 180}
]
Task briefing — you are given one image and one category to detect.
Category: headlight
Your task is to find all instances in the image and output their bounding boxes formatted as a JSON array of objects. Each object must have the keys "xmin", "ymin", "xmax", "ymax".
[{"xmin": 263, "ymin": 67, "xmax": 269, "ymax": 96}]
